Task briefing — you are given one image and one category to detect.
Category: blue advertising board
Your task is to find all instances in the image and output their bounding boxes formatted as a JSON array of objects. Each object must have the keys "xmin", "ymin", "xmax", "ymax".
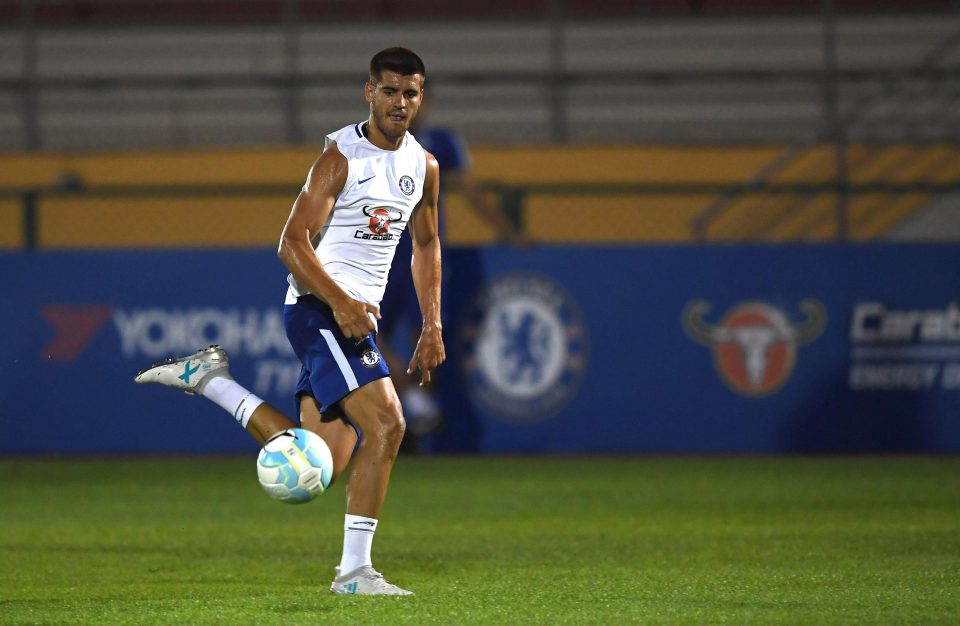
[{"xmin": 1, "ymin": 244, "xmax": 958, "ymax": 454}]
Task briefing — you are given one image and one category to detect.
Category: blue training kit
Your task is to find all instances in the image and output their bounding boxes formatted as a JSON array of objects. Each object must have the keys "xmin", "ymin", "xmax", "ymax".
[{"xmin": 284, "ymin": 294, "xmax": 390, "ymax": 414}]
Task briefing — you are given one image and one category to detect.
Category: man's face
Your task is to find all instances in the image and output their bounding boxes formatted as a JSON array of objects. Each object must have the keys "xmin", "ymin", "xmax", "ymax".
[{"xmin": 366, "ymin": 70, "xmax": 424, "ymax": 141}]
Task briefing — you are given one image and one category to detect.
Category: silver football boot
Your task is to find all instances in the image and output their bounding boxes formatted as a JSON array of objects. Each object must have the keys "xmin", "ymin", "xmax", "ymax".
[
  {"xmin": 134, "ymin": 345, "xmax": 231, "ymax": 395},
  {"xmin": 329, "ymin": 565, "xmax": 413, "ymax": 596}
]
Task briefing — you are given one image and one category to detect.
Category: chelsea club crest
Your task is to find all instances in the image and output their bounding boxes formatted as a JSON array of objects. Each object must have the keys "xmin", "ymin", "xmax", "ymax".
[
  {"xmin": 360, "ymin": 348, "xmax": 381, "ymax": 368},
  {"xmin": 459, "ymin": 273, "xmax": 589, "ymax": 423},
  {"xmin": 398, "ymin": 175, "xmax": 416, "ymax": 196}
]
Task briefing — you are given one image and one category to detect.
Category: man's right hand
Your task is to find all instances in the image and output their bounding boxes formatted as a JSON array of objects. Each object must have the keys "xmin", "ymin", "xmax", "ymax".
[{"xmin": 331, "ymin": 297, "xmax": 381, "ymax": 340}]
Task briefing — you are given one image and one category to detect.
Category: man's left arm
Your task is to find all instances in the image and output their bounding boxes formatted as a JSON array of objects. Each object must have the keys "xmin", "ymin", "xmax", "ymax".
[{"xmin": 406, "ymin": 152, "xmax": 446, "ymax": 386}]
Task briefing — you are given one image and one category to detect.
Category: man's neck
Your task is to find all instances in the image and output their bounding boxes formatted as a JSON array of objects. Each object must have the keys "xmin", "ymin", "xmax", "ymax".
[{"xmin": 363, "ymin": 121, "xmax": 403, "ymax": 151}]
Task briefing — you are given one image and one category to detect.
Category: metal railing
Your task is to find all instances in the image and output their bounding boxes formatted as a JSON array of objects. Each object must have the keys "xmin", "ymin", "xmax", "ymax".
[{"xmin": 691, "ymin": 9, "xmax": 960, "ymax": 242}]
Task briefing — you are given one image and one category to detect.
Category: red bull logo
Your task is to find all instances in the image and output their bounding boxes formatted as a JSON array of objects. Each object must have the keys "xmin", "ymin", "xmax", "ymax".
[
  {"xmin": 362, "ymin": 205, "xmax": 402, "ymax": 236},
  {"xmin": 683, "ymin": 299, "xmax": 826, "ymax": 397},
  {"xmin": 368, "ymin": 208, "xmax": 391, "ymax": 234}
]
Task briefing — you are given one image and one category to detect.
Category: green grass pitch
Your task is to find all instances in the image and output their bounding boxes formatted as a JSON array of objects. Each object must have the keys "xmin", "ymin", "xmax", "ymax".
[{"xmin": 1, "ymin": 455, "xmax": 958, "ymax": 625}]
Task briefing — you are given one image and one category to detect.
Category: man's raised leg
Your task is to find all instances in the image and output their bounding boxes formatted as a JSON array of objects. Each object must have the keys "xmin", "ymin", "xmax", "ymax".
[{"xmin": 134, "ymin": 345, "xmax": 355, "ymax": 479}]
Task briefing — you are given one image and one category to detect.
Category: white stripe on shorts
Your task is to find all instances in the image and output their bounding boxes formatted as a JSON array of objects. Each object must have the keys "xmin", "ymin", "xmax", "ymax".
[{"xmin": 319, "ymin": 329, "xmax": 359, "ymax": 391}]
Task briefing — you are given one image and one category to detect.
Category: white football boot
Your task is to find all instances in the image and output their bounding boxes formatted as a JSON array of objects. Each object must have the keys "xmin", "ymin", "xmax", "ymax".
[
  {"xmin": 134, "ymin": 345, "xmax": 231, "ymax": 395},
  {"xmin": 329, "ymin": 565, "xmax": 413, "ymax": 596}
]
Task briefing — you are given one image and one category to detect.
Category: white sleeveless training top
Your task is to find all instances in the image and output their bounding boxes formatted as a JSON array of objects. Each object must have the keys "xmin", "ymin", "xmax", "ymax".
[{"xmin": 285, "ymin": 122, "xmax": 427, "ymax": 306}]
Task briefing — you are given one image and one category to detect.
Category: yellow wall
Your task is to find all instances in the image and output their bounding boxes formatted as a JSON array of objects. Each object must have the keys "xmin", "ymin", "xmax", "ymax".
[
  {"xmin": 39, "ymin": 195, "xmax": 289, "ymax": 249},
  {"xmin": 0, "ymin": 145, "xmax": 788, "ymax": 190},
  {"xmin": 0, "ymin": 199, "xmax": 23, "ymax": 248},
  {"xmin": 471, "ymin": 146, "xmax": 786, "ymax": 184},
  {"xmin": 443, "ymin": 193, "xmax": 499, "ymax": 244},
  {"xmin": 7, "ymin": 145, "xmax": 751, "ymax": 247},
  {"xmin": 0, "ymin": 149, "xmax": 317, "ymax": 190},
  {"xmin": 2, "ymin": 143, "xmax": 951, "ymax": 247},
  {"xmin": 525, "ymin": 194, "xmax": 709, "ymax": 243}
]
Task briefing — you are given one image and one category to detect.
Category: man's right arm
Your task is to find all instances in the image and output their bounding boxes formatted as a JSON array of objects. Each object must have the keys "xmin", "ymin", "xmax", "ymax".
[{"xmin": 277, "ymin": 144, "xmax": 380, "ymax": 340}]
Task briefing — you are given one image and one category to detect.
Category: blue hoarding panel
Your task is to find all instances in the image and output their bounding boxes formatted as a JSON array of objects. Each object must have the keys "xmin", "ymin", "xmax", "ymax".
[
  {"xmin": 1, "ymin": 245, "xmax": 958, "ymax": 454},
  {"xmin": 440, "ymin": 245, "xmax": 960, "ymax": 453}
]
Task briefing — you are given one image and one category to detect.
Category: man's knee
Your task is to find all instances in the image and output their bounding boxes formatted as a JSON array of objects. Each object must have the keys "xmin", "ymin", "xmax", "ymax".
[
  {"xmin": 367, "ymin": 400, "xmax": 406, "ymax": 445},
  {"xmin": 341, "ymin": 378, "xmax": 407, "ymax": 450},
  {"xmin": 348, "ymin": 395, "xmax": 404, "ymax": 443}
]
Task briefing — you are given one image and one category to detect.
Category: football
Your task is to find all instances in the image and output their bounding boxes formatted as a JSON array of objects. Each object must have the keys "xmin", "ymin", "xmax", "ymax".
[{"xmin": 256, "ymin": 428, "xmax": 333, "ymax": 504}]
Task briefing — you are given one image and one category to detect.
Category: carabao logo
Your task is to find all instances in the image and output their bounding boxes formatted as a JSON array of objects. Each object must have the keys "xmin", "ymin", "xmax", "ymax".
[{"xmin": 683, "ymin": 299, "xmax": 826, "ymax": 397}]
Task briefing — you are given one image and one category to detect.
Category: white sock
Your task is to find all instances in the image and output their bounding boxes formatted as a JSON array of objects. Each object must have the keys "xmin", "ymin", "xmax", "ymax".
[
  {"xmin": 339, "ymin": 514, "xmax": 378, "ymax": 575},
  {"xmin": 201, "ymin": 376, "xmax": 264, "ymax": 429}
]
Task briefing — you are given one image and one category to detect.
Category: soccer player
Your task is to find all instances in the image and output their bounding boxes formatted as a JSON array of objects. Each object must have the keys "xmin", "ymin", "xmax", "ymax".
[{"xmin": 135, "ymin": 47, "xmax": 443, "ymax": 596}]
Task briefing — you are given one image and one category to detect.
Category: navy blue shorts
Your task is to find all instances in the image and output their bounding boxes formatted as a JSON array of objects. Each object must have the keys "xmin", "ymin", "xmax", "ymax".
[{"xmin": 284, "ymin": 294, "xmax": 390, "ymax": 414}]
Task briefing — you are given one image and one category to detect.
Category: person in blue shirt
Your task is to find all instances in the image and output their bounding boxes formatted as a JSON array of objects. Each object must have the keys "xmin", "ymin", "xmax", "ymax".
[{"xmin": 379, "ymin": 94, "xmax": 529, "ymax": 449}]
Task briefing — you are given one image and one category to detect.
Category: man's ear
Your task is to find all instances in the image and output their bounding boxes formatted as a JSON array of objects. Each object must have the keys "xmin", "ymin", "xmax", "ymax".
[{"xmin": 364, "ymin": 80, "xmax": 375, "ymax": 104}]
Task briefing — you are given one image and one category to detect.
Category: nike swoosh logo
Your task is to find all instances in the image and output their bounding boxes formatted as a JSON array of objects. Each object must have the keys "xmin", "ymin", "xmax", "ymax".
[{"xmin": 358, "ymin": 175, "xmax": 376, "ymax": 185}]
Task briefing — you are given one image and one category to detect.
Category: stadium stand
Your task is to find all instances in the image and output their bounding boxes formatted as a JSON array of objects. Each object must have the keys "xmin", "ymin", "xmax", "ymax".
[
  {"xmin": 1, "ymin": 1, "xmax": 958, "ymax": 245},
  {"xmin": 2, "ymin": 11, "xmax": 958, "ymax": 148}
]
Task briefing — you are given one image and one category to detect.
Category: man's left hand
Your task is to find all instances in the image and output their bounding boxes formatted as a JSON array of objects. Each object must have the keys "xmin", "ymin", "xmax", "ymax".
[{"xmin": 407, "ymin": 324, "xmax": 445, "ymax": 386}]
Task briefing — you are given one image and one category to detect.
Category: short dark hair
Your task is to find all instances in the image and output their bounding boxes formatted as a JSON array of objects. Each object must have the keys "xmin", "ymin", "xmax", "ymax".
[{"xmin": 369, "ymin": 47, "xmax": 426, "ymax": 84}]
